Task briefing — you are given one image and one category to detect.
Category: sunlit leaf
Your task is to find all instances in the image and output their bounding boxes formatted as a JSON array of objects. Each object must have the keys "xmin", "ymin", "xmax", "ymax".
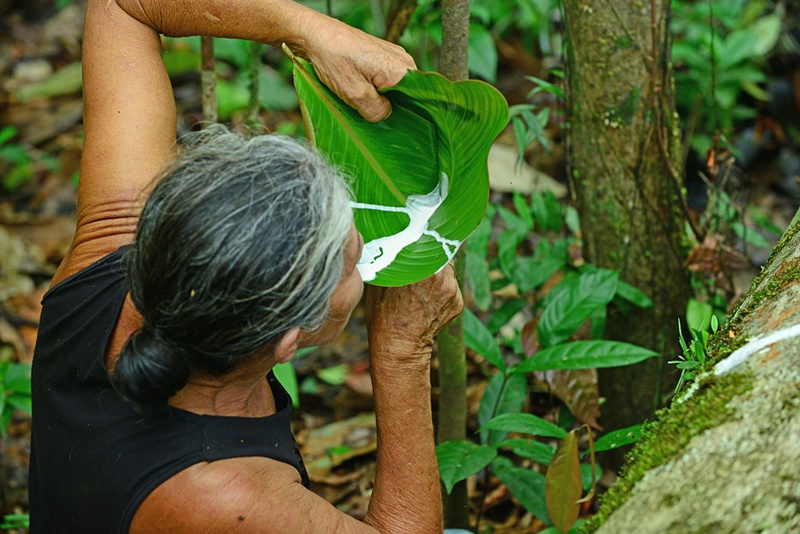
[
  {"xmin": 291, "ymin": 54, "xmax": 508, "ymax": 286},
  {"xmin": 436, "ymin": 440, "xmax": 497, "ymax": 494},
  {"xmin": 513, "ymin": 340, "xmax": 659, "ymax": 373},
  {"xmin": 545, "ymin": 430, "xmax": 581, "ymax": 534},
  {"xmin": 273, "ymin": 362, "xmax": 299, "ymax": 407}
]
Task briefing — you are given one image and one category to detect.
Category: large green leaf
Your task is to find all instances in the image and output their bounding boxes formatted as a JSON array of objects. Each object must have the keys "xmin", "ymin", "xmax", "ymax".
[
  {"xmin": 291, "ymin": 55, "xmax": 508, "ymax": 286},
  {"xmin": 481, "ymin": 413, "xmax": 567, "ymax": 439},
  {"xmin": 512, "ymin": 340, "xmax": 659, "ymax": 373}
]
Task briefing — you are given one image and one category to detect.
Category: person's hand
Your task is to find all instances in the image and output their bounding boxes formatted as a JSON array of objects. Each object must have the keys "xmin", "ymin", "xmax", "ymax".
[
  {"xmin": 366, "ymin": 262, "xmax": 463, "ymax": 364},
  {"xmin": 296, "ymin": 15, "xmax": 416, "ymax": 122}
]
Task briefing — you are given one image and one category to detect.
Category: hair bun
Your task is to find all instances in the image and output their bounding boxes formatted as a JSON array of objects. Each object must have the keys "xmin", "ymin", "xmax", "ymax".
[{"xmin": 111, "ymin": 325, "xmax": 191, "ymax": 412}]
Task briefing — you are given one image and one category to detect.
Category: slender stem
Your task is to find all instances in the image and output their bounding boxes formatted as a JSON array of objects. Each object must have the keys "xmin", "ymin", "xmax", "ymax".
[
  {"xmin": 201, "ymin": 36, "xmax": 217, "ymax": 125},
  {"xmin": 437, "ymin": 0, "xmax": 471, "ymax": 528},
  {"xmin": 247, "ymin": 41, "xmax": 262, "ymax": 128},
  {"xmin": 384, "ymin": 0, "xmax": 418, "ymax": 44}
]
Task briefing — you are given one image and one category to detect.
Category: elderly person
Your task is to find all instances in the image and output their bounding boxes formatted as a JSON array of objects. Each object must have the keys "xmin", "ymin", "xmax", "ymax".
[{"xmin": 28, "ymin": 0, "xmax": 463, "ymax": 532}]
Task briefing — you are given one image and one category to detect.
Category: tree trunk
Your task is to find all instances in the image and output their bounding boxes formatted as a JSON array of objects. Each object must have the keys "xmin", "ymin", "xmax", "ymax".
[
  {"xmin": 437, "ymin": 0, "xmax": 470, "ymax": 529},
  {"xmin": 588, "ymin": 212, "xmax": 800, "ymax": 532},
  {"xmin": 563, "ymin": 0, "xmax": 692, "ymax": 468}
]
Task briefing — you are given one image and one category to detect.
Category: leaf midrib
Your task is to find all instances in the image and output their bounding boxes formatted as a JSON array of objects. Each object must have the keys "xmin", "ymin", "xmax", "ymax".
[{"xmin": 295, "ymin": 63, "xmax": 406, "ymax": 204}]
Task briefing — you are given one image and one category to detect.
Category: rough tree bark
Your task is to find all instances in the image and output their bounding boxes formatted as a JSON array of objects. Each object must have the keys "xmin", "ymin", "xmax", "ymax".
[
  {"xmin": 437, "ymin": 0, "xmax": 470, "ymax": 529},
  {"xmin": 563, "ymin": 0, "xmax": 692, "ymax": 467},
  {"xmin": 588, "ymin": 213, "xmax": 800, "ymax": 533}
]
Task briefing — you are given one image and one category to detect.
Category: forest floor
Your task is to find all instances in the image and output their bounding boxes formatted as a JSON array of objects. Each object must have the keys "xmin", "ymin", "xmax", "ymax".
[{"xmin": 2, "ymin": 2, "xmax": 800, "ymax": 533}]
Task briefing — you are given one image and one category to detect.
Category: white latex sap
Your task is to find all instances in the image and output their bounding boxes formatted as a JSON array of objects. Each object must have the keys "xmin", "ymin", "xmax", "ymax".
[{"xmin": 353, "ymin": 172, "xmax": 461, "ymax": 282}]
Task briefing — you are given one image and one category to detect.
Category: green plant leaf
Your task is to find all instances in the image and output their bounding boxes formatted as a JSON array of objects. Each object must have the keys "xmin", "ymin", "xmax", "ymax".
[
  {"xmin": 464, "ymin": 308, "xmax": 505, "ymax": 372},
  {"xmin": 614, "ymin": 280, "xmax": 653, "ymax": 308},
  {"xmin": 487, "ymin": 298, "xmax": 527, "ymax": 333},
  {"xmin": 0, "ymin": 126, "xmax": 17, "ymax": 146},
  {"xmin": 513, "ymin": 256, "xmax": 563, "ymax": 294},
  {"xmin": 291, "ymin": 54, "xmax": 508, "ymax": 286},
  {"xmin": 467, "ymin": 250, "xmax": 492, "ymax": 311},
  {"xmin": 481, "ymin": 413, "xmax": 567, "ymax": 439},
  {"xmin": 316, "ymin": 364, "xmax": 350, "ymax": 385},
  {"xmin": 258, "ymin": 67, "xmax": 299, "ymax": 111},
  {"xmin": 4, "ymin": 363, "xmax": 30, "ymax": 391},
  {"xmin": 513, "ymin": 340, "xmax": 659, "ymax": 373},
  {"xmin": 538, "ymin": 270, "xmax": 618, "ymax": 348},
  {"xmin": 272, "ymin": 362, "xmax": 299, "ymax": 407},
  {"xmin": 594, "ymin": 424, "xmax": 643, "ymax": 452},
  {"xmin": 7, "ymin": 394, "xmax": 32, "ymax": 415},
  {"xmin": 495, "ymin": 466, "xmax": 550, "ymax": 524},
  {"xmin": 749, "ymin": 13, "xmax": 782, "ymax": 57},
  {"xmin": 500, "ymin": 438, "xmax": 555, "ymax": 465},
  {"xmin": 513, "ymin": 191, "xmax": 535, "ymax": 229},
  {"xmin": 436, "ymin": 440, "xmax": 497, "ymax": 494},
  {"xmin": 478, "ymin": 372, "xmax": 528, "ymax": 445},
  {"xmin": 468, "ymin": 23, "xmax": 498, "ymax": 82},
  {"xmin": 466, "ymin": 212, "xmax": 493, "ymax": 310},
  {"xmin": 546, "ymin": 430, "xmax": 581, "ymax": 534},
  {"xmin": 686, "ymin": 298, "xmax": 713, "ymax": 332}
]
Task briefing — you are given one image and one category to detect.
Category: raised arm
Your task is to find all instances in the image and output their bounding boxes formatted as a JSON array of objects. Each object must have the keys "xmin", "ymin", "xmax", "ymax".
[{"xmin": 58, "ymin": 0, "xmax": 414, "ymax": 284}]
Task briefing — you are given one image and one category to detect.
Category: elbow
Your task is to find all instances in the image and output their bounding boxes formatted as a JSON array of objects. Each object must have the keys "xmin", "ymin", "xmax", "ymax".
[{"xmin": 112, "ymin": 0, "xmax": 167, "ymax": 35}]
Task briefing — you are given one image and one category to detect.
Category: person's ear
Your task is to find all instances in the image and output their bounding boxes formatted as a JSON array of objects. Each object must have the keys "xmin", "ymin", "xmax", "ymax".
[{"xmin": 275, "ymin": 327, "xmax": 301, "ymax": 364}]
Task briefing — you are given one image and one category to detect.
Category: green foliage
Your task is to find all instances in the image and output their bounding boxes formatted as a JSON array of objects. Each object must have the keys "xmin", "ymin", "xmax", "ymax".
[
  {"xmin": 0, "ymin": 360, "xmax": 32, "ymax": 437},
  {"xmin": 1, "ymin": 513, "xmax": 30, "ymax": 529},
  {"xmin": 162, "ymin": 37, "xmax": 298, "ymax": 121},
  {"xmin": 437, "ymin": 191, "xmax": 655, "ymax": 527},
  {"xmin": 668, "ymin": 300, "xmax": 720, "ymax": 393},
  {"xmin": 399, "ymin": 0, "xmax": 561, "ymax": 81},
  {"xmin": 593, "ymin": 424, "xmax": 643, "ymax": 453},
  {"xmin": 509, "ymin": 71, "xmax": 564, "ymax": 159},
  {"xmin": 671, "ymin": 0, "xmax": 781, "ymax": 153},
  {"xmin": 0, "ymin": 126, "xmax": 59, "ymax": 191},
  {"xmin": 437, "ymin": 440, "xmax": 497, "ymax": 494}
]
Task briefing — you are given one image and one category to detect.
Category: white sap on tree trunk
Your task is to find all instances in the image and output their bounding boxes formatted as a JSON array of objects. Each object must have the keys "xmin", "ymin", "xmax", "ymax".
[{"xmin": 352, "ymin": 172, "xmax": 461, "ymax": 282}]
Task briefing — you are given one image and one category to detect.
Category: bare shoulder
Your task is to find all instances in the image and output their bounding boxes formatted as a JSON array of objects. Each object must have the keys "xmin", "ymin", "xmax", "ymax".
[{"xmin": 131, "ymin": 456, "xmax": 373, "ymax": 533}]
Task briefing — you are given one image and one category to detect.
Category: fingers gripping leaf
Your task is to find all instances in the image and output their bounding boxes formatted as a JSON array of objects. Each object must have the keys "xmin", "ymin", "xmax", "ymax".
[{"xmin": 290, "ymin": 52, "xmax": 508, "ymax": 286}]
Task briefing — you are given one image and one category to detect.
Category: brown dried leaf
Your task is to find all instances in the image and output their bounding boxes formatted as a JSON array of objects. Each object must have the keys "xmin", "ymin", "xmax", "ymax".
[
  {"xmin": 539, "ymin": 369, "xmax": 601, "ymax": 429},
  {"xmin": 301, "ymin": 413, "xmax": 377, "ymax": 484}
]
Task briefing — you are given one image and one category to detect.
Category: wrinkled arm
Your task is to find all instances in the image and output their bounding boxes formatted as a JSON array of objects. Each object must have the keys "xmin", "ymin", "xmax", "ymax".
[
  {"xmin": 364, "ymin": 266, "xmax": 464, "ymax": 532},
  {"xmin": 58, "ymin": 0, "xmax": 414, "ymax": 284}
]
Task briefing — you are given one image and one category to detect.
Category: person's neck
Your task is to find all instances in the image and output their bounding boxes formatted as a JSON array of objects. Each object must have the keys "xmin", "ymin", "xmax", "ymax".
[{"xmin": 169, "ymin": 356, "xmax": 277, "ymax": 418}]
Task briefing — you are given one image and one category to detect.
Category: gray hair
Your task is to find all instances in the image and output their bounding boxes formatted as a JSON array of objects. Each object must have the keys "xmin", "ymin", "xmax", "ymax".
[{"xmin": 112, "ymin": 126, "xmax": 353, "ymax": 411}]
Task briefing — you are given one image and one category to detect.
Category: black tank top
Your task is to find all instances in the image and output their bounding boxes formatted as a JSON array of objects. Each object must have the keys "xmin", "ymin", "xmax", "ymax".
[{"xmin": 28, "ymin": 247, "xmax": 309, "ymax": 533}]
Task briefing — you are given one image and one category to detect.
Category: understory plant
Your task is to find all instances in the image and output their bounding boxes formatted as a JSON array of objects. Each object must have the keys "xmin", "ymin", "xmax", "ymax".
[{"xmin": 436, "ymin": 191, "xmax": 654, "ymax": 533}]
